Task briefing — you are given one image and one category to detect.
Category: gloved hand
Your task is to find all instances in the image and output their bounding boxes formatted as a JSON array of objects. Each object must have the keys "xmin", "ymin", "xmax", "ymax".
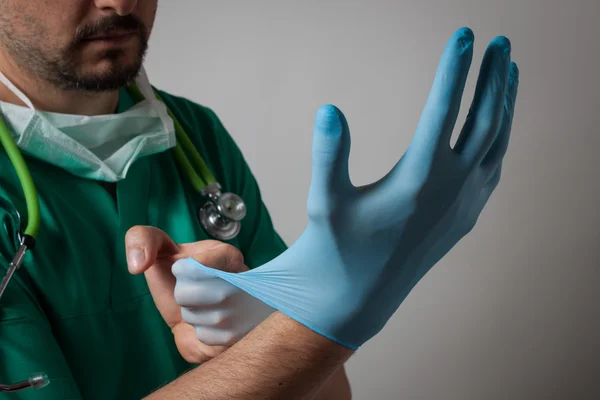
[
  {"xmin": 173, "ymin": 27, "xmax": 520, "ymax": 350},
  {"xmin": 125, "ymin": 228, "xmax": 271, "ymax": 362},
  {"xmin": 173, "ymin": 252, "xmax": 275, "ymax": 347}
]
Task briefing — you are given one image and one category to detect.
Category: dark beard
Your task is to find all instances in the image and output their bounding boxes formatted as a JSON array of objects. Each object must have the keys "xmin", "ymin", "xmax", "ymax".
[{"xmin": 1, "ymin": 14, "xmax": 148, "ymax": 92}]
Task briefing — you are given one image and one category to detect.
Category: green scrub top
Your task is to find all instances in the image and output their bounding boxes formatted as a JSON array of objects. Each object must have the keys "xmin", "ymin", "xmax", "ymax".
[{"xmin": 0, "ymin": 88, "xmax": 287, "ymax": 399}]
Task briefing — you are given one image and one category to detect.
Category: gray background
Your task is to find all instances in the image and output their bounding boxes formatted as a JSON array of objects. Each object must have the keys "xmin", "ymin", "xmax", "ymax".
[{"xmin": 145, "ymin": 1, "xmax": 600, "ymax": 399}]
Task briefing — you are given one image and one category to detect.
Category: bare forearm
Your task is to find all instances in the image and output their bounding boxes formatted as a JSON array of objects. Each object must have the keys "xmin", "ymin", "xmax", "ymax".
[
  {"xmin": 145, "ymin": 312, "xmax": 354, "ymax": 399},
  {"xmin": 313, "ymin": 367, "xmax": 352, "ymax": 400}
]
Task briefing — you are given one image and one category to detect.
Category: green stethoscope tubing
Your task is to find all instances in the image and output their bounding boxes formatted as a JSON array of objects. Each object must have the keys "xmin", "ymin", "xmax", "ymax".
[
  {"xmin": 0, "ymin": 84, "xmax": 218, "ymax": 242},
  {"xmin": 127, "ymin": 84, "xmax": 217, "ymax": 192},
  {"xmin": 0, "ymin": 116, "xmax": 40, "ymax": 239}
]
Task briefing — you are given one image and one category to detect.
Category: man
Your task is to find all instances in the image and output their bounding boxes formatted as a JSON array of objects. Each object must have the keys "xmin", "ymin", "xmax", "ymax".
[
  {"xmin": 0, "ymin": 1, "xmax": 519, "ymax": 399},
  {"xmin": 0, "ymin": 1, "xmax": 351, "ymax": 398}
]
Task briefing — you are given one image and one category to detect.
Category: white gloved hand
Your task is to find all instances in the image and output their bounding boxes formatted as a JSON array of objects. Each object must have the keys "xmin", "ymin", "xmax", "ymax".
[{"xmin": 173, "ymin": 260, "xmax": 275, "ymax": 347}]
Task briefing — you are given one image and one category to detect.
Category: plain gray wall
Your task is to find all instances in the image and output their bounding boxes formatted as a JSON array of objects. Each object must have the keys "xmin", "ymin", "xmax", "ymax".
[{"xmin": 145, "ymin": 1, "xmax": 600, "ymax": 399}]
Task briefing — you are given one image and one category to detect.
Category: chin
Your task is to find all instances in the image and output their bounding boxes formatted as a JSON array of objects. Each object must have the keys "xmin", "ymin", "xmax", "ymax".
[
  {"xmin": 58, "ymin": 41, "xmax": 147, "ymax": 91},
  {"xmin": 98, "ymin": 58, "xmax": 142, "ymax": 76},
  {"xmin": 68, "ymin": 60, "xmax": 143, "ymax": 91}
]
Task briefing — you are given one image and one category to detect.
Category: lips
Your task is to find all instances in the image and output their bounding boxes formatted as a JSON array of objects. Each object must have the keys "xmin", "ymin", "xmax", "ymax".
[{"xmin": 84, "ymin": 31, "xmax": 137, "ymax": 42}]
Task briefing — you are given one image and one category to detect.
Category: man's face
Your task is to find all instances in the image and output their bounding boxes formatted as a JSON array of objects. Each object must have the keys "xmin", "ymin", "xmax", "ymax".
[{"xmin": 0, "ymin": 0, "xmax": 158, "ymax": 91}]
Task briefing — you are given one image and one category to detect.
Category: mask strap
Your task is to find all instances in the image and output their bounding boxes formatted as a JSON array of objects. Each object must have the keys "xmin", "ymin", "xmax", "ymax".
[
  {"xmin": 133, "ymin": 66, "xmax": 157, "ymax": 102},
  {"xmin": 0, "ymin": 71, "xmax": 36, "ymax": 111},
  {"xmin": 132, "ymin": 65, "xmax": 176, "ymax": 144}
]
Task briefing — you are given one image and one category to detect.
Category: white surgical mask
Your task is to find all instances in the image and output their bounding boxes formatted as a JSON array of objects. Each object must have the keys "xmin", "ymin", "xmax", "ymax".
[{"xmin": 0, "ymin": 67, "xmax": 176, "ymax": 182}]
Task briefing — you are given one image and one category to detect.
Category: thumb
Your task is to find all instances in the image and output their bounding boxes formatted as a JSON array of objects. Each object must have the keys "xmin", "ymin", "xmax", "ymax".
[
  {"xmin": 309, "ymin": 105, "xmax": 352, "ymax": 201},
  {"xmin": 125, "ymin": 226, "xmax": 178, "ymax": 274}
]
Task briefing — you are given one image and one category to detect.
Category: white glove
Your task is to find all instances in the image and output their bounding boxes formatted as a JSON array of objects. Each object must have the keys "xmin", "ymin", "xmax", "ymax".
[{"xmin": 173, "ymin": 259, "xmax": 275, "ymax": 347}]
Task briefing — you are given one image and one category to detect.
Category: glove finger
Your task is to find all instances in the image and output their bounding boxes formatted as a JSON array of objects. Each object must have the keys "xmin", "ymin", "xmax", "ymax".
[
  {"xmin": 172, "ymin": 258, "xmax": 216, "ymax": 280},
  {"xmin": 481, "ymin": 62, "xmax": 519, "ymax": 172},
  {"xmin": 454, "ymin": 36, "xmax": 512, "ymax": 165},
  {"xmin": 307, "ymin": 105, "xmax": 352, "ymax": 218},
  {"xmin": 410, "ymin": 27, "xmax": 474, "ymax": 158},
  {"xmin": 181, "ymin": 307, "xmax": 234, "ymax": 328},
  {"xmin": 174, "ymin": 282, "xmax": 238, "ymax": 308},
  {"xmin": 195, "ymin": 326, "xmax": 242, "ymax": 347},
  {"xmin": 174, "ymin": 261, "xmax": 239, "ymax": 307}
]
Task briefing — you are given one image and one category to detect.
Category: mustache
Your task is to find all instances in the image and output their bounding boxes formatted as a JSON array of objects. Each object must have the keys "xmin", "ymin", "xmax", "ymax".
[{"xmin": 74, "ymin": 14, "xmax": 146, "ymax": 42}]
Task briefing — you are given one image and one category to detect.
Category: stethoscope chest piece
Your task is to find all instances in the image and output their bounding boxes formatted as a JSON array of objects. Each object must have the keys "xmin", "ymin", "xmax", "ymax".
[{"xmin": 198, "ymin": 183, "xmax": 246, "ymax": 241}]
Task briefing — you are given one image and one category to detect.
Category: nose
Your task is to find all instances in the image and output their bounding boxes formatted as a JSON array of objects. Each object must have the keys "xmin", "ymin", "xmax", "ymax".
[{"xmin": 93, "ymin": 0, "xmax": 138, "ymax": 16}]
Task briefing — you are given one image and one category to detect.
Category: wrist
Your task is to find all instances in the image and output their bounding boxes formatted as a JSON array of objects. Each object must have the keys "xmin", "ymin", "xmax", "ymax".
[{"xmin": 264, "ymin": 311, "xmax": 355, "ymax": 359}]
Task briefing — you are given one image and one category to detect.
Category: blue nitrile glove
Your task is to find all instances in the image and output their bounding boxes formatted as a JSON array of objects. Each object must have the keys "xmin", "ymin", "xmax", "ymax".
[{"xmin": 173, "ymin": 27, "xmax": 519, "ymax": 350}]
